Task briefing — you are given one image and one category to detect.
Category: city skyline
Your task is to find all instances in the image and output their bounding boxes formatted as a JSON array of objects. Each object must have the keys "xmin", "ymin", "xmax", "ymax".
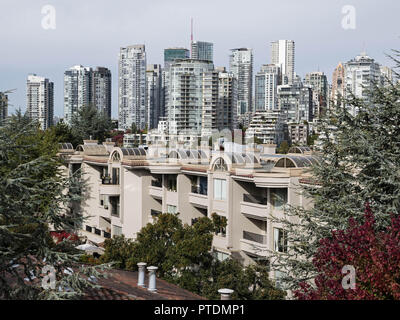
[{"xmin": 0, "ymin": 0, "xmax": 399, "ymax": 118}]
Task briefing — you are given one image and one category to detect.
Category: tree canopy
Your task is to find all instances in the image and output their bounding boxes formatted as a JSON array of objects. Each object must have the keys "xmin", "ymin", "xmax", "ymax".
[
  {"xmin": 100, "ymin": 213, "xmax": 285, "ymax": 300},
  {"xmin": 271, "ymin": 52, "xmax": 400, "ymax": 293},
  {"xmin": 0, "ymin": 112, "xmax": 106, "ymax": 299},
  {"xmin": 70, "ymin": 104, "xmax": 113, "ymax": 145}
]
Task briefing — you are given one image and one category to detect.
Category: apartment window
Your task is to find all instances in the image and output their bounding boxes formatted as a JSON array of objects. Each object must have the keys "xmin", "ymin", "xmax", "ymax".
[
  {"xmin": 166, "ymin": 175, "xmax": 177, "ymax": 192},
  {"xmin": 112, "ymin": 225, "xmax": 122, "ymax": 237},
  {"xmin": 85, "ymin": 225, "xmax": 93, "ymax": 233},
  {"xmin": 213, "ymin": 250, "xmax": 230, "ymax": 262},
  {"xmin": 151, "ymin": 175, "xmax": 162, "ymax": 188},
  {"xmin": 271, "ymin": 188, "xmax": 288, "ymax": 209},
  {"xmin": 112, "ymin": 168, "xmax": 120, "ymax": 185},
  {"xmin": 274, "ymin": 270, "xmax": 287, "ymax": 290},
  {"xmin": 151, "ymin": 209, "xmax": 162, "ymax": 217},
  {"xmin": 190, "ymin": 176, "xmax": 208, "ymax": 195},
  {"xmin": 167, "ymin": 205, "xmax": 177, "ymax": 214},
  {"xmin": 274, "ymin": 228, "xmax": 288, "ymax": 253},
  {"xmin": 110, "ymin": 196, "xmax": 120, "ymax": 217},
  {"xmin": 213, "ymin": 179, "xmax": 227, "ymax": 200}
]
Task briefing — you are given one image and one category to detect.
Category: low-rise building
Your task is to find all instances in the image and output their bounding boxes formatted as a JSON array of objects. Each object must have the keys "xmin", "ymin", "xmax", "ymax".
[{"xmin": 59, "ymin": 141, "xmax": 315, "ymax": 283}]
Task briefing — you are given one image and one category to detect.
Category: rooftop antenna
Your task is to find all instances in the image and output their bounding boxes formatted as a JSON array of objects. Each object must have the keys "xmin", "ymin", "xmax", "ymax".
[
  {"xmin": 190, "ymin": 17, "xmax": 194, "ymax": 57},
  {"xmin": 362, "ymin": 41, "xmax": 367, "ymax": 55}
]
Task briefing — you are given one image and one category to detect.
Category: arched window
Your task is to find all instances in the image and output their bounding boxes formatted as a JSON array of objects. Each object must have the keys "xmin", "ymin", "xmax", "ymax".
[
  {"xmin": 112, "ymin": 151, "xmax": 121, "ymax": 162},
  {"xmin": 213, "ymin": 158, "xmax": 228, "ymax": 172}
]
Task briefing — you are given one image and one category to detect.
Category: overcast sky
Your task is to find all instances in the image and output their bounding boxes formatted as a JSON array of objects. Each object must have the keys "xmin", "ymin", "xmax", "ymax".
[{"xmin": 0, "ymin": 0, "xmax": 399, "ymax": 118}]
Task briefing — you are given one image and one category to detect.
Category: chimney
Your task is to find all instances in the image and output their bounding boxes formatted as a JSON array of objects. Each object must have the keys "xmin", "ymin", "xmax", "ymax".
[
  {"xmin": 137, "ymin": 262, "xmax": 147, "ymax": 287},
  {"xmin": 218, "ymin": 288, "xmax": 234, "ymax": 300},
  {"xmin": 147, "ymin": 266, "xmax": 158, "ymax": 292}
]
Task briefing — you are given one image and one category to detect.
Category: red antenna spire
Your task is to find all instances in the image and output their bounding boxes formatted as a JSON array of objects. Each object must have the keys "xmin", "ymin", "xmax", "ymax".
[{"xmin": 190, "ymin": 17, "xmax": 193, "ymax": 56}]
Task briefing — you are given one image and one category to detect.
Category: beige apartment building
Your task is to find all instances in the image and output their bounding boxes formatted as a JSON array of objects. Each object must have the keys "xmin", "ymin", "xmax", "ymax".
[{"xmin": 59, "ymin": 141, "xmax": 315, "ymax": 281}]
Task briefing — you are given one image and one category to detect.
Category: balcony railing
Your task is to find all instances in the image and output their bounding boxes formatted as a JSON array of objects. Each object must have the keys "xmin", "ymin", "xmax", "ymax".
[
  {"xmin": 151, "ymin": 179, "xmax": 162, "ymax": 188},
  {"xmin": 102, "ymin": 175, "xmax": 119, "ymax": 185},
  {"xmin": 243, "ymin": 231, "xmax": 267, "ymax": 245},
  {"xmin": 243, "ymin": 194, "xmax": 268, "ymax": 205},
  {"xmin": 191, "ymin": 185, "xmax": 208, "ymax": 196}
]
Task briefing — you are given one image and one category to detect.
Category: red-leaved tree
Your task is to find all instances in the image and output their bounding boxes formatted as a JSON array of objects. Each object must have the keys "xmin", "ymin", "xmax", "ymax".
[{"xmin": 295, "ymin": 204, "xmax": 400, "ymax": 300}]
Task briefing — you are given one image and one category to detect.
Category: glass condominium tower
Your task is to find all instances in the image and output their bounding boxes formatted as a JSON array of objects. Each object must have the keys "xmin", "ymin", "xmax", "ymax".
[
  {"xmin": 118, "ymin": 44, "xmax": 147, "ymax": 130},
  {"xmin": 191, "ymin": 41, "xmax": 213, "ymax": 62},
  {"xmin": 229, "ymin": 48, "xmax": 253, "ymax": 115}
]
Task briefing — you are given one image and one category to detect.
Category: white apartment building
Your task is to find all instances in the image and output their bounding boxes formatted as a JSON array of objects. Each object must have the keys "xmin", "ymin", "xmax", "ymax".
[
  {"xmin": 344, "ymin": 52, "xmax": 381, "ymax": 116},
  {"xmin": 255, "ymin": 64, "xmax": 280, "ymax": 111},
  {"xmin": 229, "ymin": 48, "xmax": 253, "ymax": 115},
  {"xmin": 166, "ymin": 59, "xmax": 214, "ymax": 136},
  {"xmin": 26, "ymin": 74, "xmax": 54, "ymax": 130},
  {"xmin": 289, "ymin": 123, "xmax": 309, "ymax": 145},
  {"xmin": 246, "ymin": 110, "xmax": 288, "ymax": 145},
  {"xmin": 271, "ymin": 40, "xmax": 295, "ymax": 85},
  {"xmin": 59, "ymin": 141, "xmax": 314, "ymax": 283},
  {"xmin": 64, "ymin": 65, "xmax": 92, "ymax": 124},
  {"xmin": 303, "ymin": 72, "xmax": 328, "ymax": 119},
  {"xmin": 118, "ymin": 45, "xmax": 147, "ymax": 130},
  {"xmin": 64, "ymin": 65, "xmax": 112, "ymax": 123},
  {"xmin": 277, "ymin": 84, "xmax": 313, "ymax": 124},
  {"xmin": 217, "ymin": 68, "xmax": 237, "ymax": 131}
]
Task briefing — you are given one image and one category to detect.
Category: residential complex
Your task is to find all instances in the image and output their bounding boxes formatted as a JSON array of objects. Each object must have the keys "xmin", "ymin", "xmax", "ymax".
[
  {"xmin": 92, "ymin": 67, "xmax": 112, "ymax": 118},
  {"xmin": 303, "ymin": 72, "xmax": 328, "ymax": 119},
  {"xmin": 166, "ymin": 59, "xmax": 214, "ymax": 136},
  {"xmin": 217, "ymin": 67, "xmax": 238, "ymax": 131},
  {"xmin": 246, "ymin": 110, "xmax": 288, "ymax": 145},
  {"xmin": 277, "ymin": 84, "xmax": 313, "ymax": 123},
  {"xmin": 255, "ymin": 64, "xmax": 280, "ymax": 111},
  {"xmin": 64, "ymin": 65, "xmax": 92, "ymax": 124},
  {"xmin": 59, "ymin": 140, "xmax": 315, "ymax": 282},
  {"xmin": 229, "ymin": 48, "xmax": 253, "ymax": 116},
  {"xmin": 26, "ymin": 74, "xmax": 54, "ymax": 130},
  {"xmin": 146, "ymin": 64, "xmax": 162, "ymax": 130},
  {"xmin": 271, "ymin": 40, "xmax": 295, "ymax": 85},
  {"xmin": 344, "ymin": 52, "xmax": 382, "ymax": 115},
  {"xmin": 118, "ymin": 45, "xmax": 147, "ymax": 130}
]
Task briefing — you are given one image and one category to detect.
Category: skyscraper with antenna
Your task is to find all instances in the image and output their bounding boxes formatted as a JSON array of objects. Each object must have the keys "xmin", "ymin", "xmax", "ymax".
[{"xmin": 190, "ymin": 18, "xmax": 214, "ymax": 62}]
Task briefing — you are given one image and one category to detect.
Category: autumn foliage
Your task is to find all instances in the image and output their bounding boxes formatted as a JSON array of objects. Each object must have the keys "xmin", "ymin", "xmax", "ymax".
[{"xmin": 295, "ymin": 204, "xmax": 400, "ymax": 300}]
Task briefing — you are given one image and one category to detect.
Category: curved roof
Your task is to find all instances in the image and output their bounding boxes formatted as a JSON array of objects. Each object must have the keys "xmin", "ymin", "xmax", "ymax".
[
  {"xmin": 120, "ymin": 147, "xmax": 147, "ymax": 156},
  {"xmin": 168, "ymin": 149, "xmax": 208, "ymax": 160},
  {"xmin": 76, "ymin": 144, "xmax": 108, "ymax": 156},
  {"xmin": 288, "ymin": 146, "xmax": 311, "ymax": 154},
  {"xmin": 59, "ymin": 143, "xmax": 74, "ymax": 150},
  {"xmin": 274, "ymin": 155, "xmax": 318, "ymax": 168},
  {"xmin": 223, "ymin": 152, "xmax": 259, "ymax": 165}
]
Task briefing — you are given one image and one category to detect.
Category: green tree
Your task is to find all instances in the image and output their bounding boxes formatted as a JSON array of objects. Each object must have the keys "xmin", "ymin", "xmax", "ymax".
[
  {"xmin": 102, "ymin": 213, "xmax": 284, "ymax": 299},
  {"xmin": 0, "ymin": 112, "xmax": 106, "ymax": 299},
  {"xmin": 271, "ymin": 52, "xmax": 400, "ymax": 292},
  {"xmin": 277, "ymin": 140, "xmax": 290, "ymax": 154},
  {"xmin": 70, "ymin": 104, "xmax": 113, "ymax": 145},
  {"xmin": 49, "ymin": 120, "xmax": 80, "ymax": 147}
]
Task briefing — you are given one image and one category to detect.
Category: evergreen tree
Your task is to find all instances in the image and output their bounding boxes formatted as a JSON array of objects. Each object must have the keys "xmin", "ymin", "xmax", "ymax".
[
  {"xmin": 70, "ymin": 104, "xmax": 113, "ymax": 145},
  {"xmin": 0, "ymin": 113, "xmax": 106, "ymax": 299},
  {"xmin": 270, "ymin": 53, "xmax": 400, "ymax": 292}
]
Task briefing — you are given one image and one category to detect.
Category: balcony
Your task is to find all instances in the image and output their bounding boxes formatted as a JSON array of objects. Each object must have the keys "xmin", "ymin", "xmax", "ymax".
[
  {"xmin": 240, "ymin": 194, "xmax": 268, "ymax": 221},
  {"xmin": 149, "ymin": 186, "xmax": 163, "ymax": 199},
  {"xmin": 189, "ymin": 193, "xmax": 208, "ymax": 209},
  {"xmin": 240, "ymin": 231, "xmax": 268, "ymax": 257},
  {"xmin": 99, "ymin": 184, "xmax": 120, "ymax": 196}
]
